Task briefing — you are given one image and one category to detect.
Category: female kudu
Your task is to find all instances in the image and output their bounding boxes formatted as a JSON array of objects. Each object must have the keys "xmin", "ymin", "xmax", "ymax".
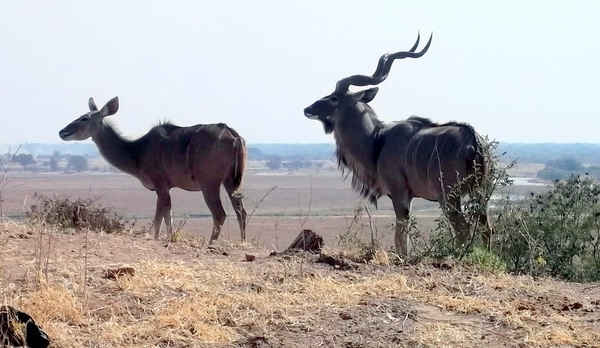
[{"xmin": 59, "ymin": 97, "xmax": 247, "ymax": 243}]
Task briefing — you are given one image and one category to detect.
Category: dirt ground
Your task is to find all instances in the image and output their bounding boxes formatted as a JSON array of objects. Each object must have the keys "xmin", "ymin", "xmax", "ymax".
[
  {"xmin": 3, "ymin": 170, "xmax": 595, "ymax": 347},
  {"xmin": 1, "ymin": 222, "xmax": 599, "ymax": 348},
  {"xmin": 0, "ymin": 170, "xmax": 545, "ymax": 248},
  {"xmin": 0, "ymin": 171, "xmax": 444, "ymax": 249}
]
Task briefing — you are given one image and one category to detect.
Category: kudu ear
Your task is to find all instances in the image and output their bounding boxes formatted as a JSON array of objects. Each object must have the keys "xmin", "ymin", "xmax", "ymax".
[
  {"xmin": 99, "ymin": 97, "xmax": 119, "ymax": 117},
  {"xmin": 352, "ymin": 87, "xmax": 379, "ymax": 104},
  {"xmin": 89, "ymin": 97, "xmax": 98, "ymax": 111}
]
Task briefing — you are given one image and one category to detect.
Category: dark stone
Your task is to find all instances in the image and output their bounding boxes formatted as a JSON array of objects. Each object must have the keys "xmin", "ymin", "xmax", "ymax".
[{"xmin": 286, "ymin": 229, "xmax": 324, "ymax": 253}]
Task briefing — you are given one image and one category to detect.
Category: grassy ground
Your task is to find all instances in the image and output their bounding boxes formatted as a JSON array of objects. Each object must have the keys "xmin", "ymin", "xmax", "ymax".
[{"xmin": 1, "ymin": 221, "xmax": 598, "ymax": 348}]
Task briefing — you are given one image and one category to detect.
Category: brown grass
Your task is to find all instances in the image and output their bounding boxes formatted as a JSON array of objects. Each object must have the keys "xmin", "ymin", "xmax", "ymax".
[{"xmin": 1, "ymin": 220, "xmax": 599, "ymax": 347}]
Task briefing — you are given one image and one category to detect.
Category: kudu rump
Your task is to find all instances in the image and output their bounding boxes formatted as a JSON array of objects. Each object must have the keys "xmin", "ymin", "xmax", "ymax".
[
  {"xmin": 59, "ymin": 97, "xmax": 247, "ymax": 243},
  {"xmin": 304, "ymin": 34, "xmax": 492, "ymax": 257}
]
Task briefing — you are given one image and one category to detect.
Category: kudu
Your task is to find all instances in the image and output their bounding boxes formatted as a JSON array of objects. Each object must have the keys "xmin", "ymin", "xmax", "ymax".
[
  {"xmin": 304, "ymin": 34, "xmax": 492, "ymax": 257},
  {"xmin": 59, "ymin": 97, "xmax": 247, "ymax": 243}
]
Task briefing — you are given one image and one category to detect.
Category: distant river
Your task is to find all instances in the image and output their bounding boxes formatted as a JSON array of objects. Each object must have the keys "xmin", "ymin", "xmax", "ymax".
[{"xmin": 511, "ymin": 177, "xmax": 548, "ymax": 187}]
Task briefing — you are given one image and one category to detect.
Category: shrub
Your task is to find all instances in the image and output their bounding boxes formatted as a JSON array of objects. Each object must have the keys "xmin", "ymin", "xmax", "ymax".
[
  {"xmin": 410, "ymin": 138, "xmax": 514, "ymax": 262},
  {"xmin": 493, "ymin": 174, "xmax": 600, "ymax": 281},
  {"xmin": 337, "ymin": 203, "xmax": 386, "ymax": 264},
  {"xmin": 462, "ymin": 246, "xmax": 507, "ymax": 273},
  {"xmin": 414, "ymin": 166, "xmax": 600, "ymax": 281},
  {"xmin": 333, "ymin": 138, "xmax": 600, "ymax": 282},
  {"xmin": 27, "ymin": 193, "xmax": 129, "ymax": 233}
]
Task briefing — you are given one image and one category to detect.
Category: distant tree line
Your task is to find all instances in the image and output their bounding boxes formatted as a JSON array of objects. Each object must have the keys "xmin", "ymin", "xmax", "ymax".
[
  {"xmin": 248, "ymin": 144, "xmax": 336, "ymax": 162},
  {"xmin": 251, "ymin": 143, "xmax": 600, "ymax": 165},
  {"xmin": 537, "ymin": 157, "xmax": 600, "ymax": 181},
  {"xmin": 498, "ymin": 143, "xmax": 600, "ymax": 164},
  {"xmin": 263, "ymin": 155, "xmax": 329, "ymax": 171},
  {"xmin": 9, "ymin": 142, "xmax": 600, "ymax": 164},
  {"xmin": 4, "ymin": 142, "xmax": 600, "ymax": 175},
  {"xmin": 1, "ymin": 151, "xmax": 91, "ymax": 173}
]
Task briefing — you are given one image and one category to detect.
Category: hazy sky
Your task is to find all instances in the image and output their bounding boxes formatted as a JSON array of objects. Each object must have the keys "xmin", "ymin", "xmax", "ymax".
[{"xmin": 1, "ymin": 1, "xmax": 599, "ymax": 145}]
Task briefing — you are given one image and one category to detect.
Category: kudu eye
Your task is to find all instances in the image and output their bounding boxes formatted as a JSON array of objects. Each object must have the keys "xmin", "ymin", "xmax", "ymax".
[{"xmin": 329, "ymin": 96, "xmax": 339, "ymax": 103}]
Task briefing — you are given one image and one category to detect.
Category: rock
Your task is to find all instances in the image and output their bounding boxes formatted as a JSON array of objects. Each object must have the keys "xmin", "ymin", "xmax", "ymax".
[{"xmin": 286, "ymin": 229, "xmax": 324, "ymax": 253}]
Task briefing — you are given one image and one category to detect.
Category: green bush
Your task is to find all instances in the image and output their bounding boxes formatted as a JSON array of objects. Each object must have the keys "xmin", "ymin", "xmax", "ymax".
[
  {"xmin": 409, "ymin": 139, "xmax": 514, "ymax": 263},
  {"xmin": 493, "ymin": 175, "xmax": 600, "ymax": 282},
  {"xmin": 409, "ymin": 141, "xmax": 600, "ymax": 282},
  {"xmin": 462, "ymin": 246, "xmax": 507, "ymax": 273}
]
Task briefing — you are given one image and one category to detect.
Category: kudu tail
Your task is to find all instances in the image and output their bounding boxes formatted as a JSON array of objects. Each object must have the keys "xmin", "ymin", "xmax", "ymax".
[
  {"xmin": 462, "ymin": 125, "xmax": 491, "ymax": 192},
  {"xmin": 474, "ymin": 133, "xmax": 492, "ymax": 192},
  {"xmin": 230, "ymin": 127, "xmax": 247, "ymax": 191},
  {"xmin": 471, "ymin": 130, "xmax": 493, "ymax": 250}
]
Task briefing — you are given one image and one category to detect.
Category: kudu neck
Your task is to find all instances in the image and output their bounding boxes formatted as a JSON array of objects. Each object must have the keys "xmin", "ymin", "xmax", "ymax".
[
  {"xmin": 334, "ymin": 103, "xmax": 380, "ymax": 162},
  {"xmin": 92, "ymin": 122, "xmax": 140, "ymax": 175}
]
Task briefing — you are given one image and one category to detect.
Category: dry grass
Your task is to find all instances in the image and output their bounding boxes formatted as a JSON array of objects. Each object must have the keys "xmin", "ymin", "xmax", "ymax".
[{"xmin": 0, "ymin": 221, "xmax": 599, "ymax": 347}]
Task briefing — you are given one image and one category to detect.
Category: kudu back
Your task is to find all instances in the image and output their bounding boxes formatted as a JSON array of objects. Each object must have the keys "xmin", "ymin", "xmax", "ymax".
[
  {"xmin": 304, "ymin": 33, "xmax": 492, "ymax": 257},
  {"xmin": 59, "ymin": 97, "xmax": 247, "ymax": 243}
]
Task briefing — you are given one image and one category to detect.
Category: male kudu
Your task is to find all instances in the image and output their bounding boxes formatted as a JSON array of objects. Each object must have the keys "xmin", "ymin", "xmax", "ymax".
[{"xmin": 304, "ymin": 34, "xmax": 492, "ymax": 257}]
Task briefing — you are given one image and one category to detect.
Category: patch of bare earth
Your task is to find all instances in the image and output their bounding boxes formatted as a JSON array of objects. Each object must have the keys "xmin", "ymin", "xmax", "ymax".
[{"xmin": 0, "ymin": 221, "xmax": 599, "ymax": 347}]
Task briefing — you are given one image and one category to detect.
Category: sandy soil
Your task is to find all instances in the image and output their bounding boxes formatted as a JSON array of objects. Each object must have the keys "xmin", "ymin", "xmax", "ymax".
[
  {"xmin": 1, "ymin": 223, "xmax": 599, "ymax": 348},
  {"xmin": 0, "ymin": 171, "xmax": 445, "ymax": 249}
]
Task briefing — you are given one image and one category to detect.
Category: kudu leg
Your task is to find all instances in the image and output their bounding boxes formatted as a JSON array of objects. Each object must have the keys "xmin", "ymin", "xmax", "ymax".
[
  {"xmin": 224, "ymin": 181, "xmax": 248, "ymax": 241},
  {"xmin": 391, "ymin": 193, "xmax": 412, "ymax": 258},
  {"xmin": 153, "ymin": 190, "xmax": 173, "ymax": 241},
  {"xmin": 479, "ymin": 208, "xmax": 492, "ymax": 251},
  {"xmin": 394, "ymin": 219, "xmax": 410, "ymax": 258},
  {"xmin": 445, "ymin": 196, "xmax": 470, "ymax": 247},
  {"xmin": 202, "ymin": 186, "xmax": 227, "ymax": 244}
]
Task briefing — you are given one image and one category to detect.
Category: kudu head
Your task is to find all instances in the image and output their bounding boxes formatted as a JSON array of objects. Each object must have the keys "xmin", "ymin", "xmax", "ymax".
[
  {"xmin": 59, "ymin": 97, "xmax": 119, "ymax": 141},
  {"xmin": 304, "ymin": 33, "xmax": 432, "ymax": 134}
]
